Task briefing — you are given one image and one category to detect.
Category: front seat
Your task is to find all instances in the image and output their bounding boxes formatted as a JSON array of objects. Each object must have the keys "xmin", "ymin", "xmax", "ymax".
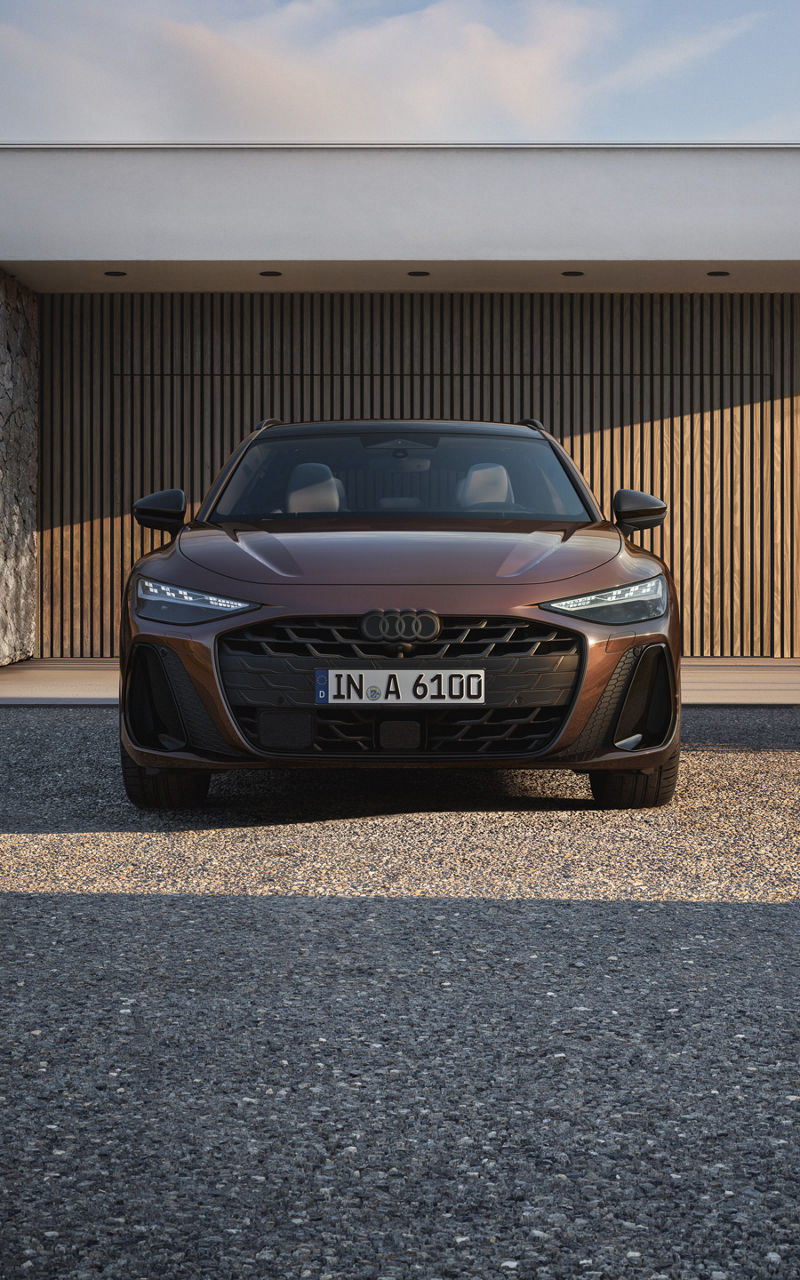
[
  {"xmin": 286, "ymin": 463, "xmax": 341, "ymax": 513},
  {"xmin": 456, "ymin": 463, "xmax": 514, "ymax": 507}
]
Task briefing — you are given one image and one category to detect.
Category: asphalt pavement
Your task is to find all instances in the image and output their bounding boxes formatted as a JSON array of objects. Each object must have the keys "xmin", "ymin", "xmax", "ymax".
[{"xmin": 1, "ymin": 705, "xmax": 799, "ymax": 1279}]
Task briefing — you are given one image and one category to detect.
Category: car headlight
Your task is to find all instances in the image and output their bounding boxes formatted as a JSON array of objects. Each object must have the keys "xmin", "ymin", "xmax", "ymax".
[
  {"xmin": 542, "ymin": 574, "xmax": 668, "ymax": 625},
  {"xmin": 134, "ymin": 576, "xmax": 256, "ymax": 625}
]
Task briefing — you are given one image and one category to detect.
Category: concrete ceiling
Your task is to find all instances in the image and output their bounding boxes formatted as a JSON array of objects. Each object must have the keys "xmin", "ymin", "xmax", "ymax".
[
  {"xmin": 6, "ymin": 258, "xmax": 800, "ymax": 294},
  {"xmin": 2, "ymin": 145, "xmax": 799, "ymax": 294}
]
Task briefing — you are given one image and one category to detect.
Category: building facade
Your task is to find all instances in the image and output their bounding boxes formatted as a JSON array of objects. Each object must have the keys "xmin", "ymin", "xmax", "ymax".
[{"xmin": 1, "ymin": 145, "xmax": 799, "ymax": 664}]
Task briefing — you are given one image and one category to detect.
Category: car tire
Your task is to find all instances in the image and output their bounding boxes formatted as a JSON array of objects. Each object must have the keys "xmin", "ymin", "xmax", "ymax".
[
  {"xmin": 588, "ymin": 743, "xmax": 680, "ymax": 810},
  {"xmin": 120, "ymin": 743, "xmax": 210, "ymax": 810}
]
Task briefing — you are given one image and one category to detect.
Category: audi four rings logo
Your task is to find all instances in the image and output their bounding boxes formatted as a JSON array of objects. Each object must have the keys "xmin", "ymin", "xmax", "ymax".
[{"xmin": 360, "ymin": 609, "xmax": 441, "ymax": 642}]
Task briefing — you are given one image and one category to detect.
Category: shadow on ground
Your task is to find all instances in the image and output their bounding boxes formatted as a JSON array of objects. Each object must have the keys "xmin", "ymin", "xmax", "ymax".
[{"xmin": 3, "ymin": 892, "xmax": 798, "ymax": 1280}]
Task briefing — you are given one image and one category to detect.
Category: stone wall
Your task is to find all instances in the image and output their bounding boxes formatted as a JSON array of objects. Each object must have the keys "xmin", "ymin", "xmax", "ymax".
[{"xmin": 0, "ymin": 271, "xmax": 38, "ymax": 665}]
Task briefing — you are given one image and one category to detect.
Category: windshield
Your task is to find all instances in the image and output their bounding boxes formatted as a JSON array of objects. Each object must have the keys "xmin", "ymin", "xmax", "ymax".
[{"xmin": 210, "ymin": 431, "xmax": 591, "ymax": 523}]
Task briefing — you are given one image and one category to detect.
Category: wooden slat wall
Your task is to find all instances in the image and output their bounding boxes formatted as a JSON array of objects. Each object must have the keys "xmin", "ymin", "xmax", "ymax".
[{"xmin": 38, "ymin": 292, "xmax": 800, "ymax": 658}]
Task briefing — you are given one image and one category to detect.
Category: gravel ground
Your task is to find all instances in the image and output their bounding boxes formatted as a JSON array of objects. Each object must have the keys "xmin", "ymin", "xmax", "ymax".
[{"xmin": 1, "ymin": 705, "xmax": 799, "ymax": 1279}]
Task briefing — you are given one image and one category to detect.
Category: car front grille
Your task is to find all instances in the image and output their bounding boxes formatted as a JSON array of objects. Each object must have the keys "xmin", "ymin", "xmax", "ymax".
[
  {"xmin": 218, "ymin": 614, "xmax": 583, "ymax": 760},
  {"xmin": 326, "ymin": 706, "xmax": 564, "ymax": 756},
  {"xmin": 221, "ymin": 615, "xmax": 578, "ymax": 662}
]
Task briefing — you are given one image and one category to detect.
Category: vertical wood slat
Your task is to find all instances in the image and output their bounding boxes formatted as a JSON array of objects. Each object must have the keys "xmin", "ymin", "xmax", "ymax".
[{"xmin": 38, "ymin": 291, "xmax": 800, "ymax": 659}]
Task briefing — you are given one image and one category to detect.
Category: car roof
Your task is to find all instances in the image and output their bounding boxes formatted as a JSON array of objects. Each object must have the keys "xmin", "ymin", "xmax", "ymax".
[{"xmin": 254, "ymin": 419, "xmax": 546, "ymax": 440}]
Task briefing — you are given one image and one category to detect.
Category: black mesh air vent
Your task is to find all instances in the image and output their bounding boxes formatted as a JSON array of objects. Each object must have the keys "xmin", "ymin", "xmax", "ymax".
[{"xmin": 231, "ymin": 705, "xmax": 569, "ymax": 757}]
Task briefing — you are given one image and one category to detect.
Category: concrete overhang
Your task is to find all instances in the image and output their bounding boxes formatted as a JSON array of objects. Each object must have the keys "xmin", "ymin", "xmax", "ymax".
[{"xmin": 2, "ymin": 143, "xmax": 799, "ymax": 293}]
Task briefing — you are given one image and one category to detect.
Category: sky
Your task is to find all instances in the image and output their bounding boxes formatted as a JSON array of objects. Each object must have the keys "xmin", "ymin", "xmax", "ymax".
[{"xmin": 1, "ymin": 0, "xmax": 800, "ymax": 143}]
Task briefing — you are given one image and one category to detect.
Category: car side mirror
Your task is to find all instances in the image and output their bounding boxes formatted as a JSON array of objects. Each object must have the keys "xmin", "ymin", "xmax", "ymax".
[
  {"xmin": 612, "ymin": 488, "xmax": 667, "ymax": 536},
  {"xmin": 133, "ymin": 488, "xmax": 187, "ymax": 534}
]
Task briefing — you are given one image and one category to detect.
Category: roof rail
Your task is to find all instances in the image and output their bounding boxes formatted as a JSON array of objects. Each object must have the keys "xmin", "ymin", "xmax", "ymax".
[
  {"xmin": 516, "ymin": 417, "xmax": 550, "ymax": 435},
  {"xmin": 255, "ymin": 417, "xmax": 283, "ymax": 432}
]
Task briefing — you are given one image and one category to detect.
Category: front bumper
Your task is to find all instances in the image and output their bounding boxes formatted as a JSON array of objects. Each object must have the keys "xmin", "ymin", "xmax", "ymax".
[{"xmin": 120, "ymin": 593, "xmax": 681, "ymax": 774}]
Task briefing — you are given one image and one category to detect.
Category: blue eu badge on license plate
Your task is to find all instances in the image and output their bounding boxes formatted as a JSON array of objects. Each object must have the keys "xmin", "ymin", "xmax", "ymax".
[{"xmin": 315, "ymin": 671, "xmax": 330, "ymax": 703}]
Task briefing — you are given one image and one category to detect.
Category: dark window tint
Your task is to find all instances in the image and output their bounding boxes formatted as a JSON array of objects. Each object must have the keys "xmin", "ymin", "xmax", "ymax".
[{"xmin": 211, "ymin": 432, "xmax": 590, "ymax": 522}]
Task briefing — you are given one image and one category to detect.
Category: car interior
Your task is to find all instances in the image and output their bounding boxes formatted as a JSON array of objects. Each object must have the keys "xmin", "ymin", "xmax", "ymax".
[
  {"xmin": 284, "ymin": 460, "xmax": 517, "ymax": 513},
  {"xmin": 210, "ymin": 432, "xmax": 590, "ymax": 522}
]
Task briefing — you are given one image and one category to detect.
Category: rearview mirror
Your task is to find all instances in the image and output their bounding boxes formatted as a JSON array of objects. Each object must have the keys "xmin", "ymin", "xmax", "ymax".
[
  {"xmin": 612, "ymin": 488, "xmax": 667, "ymax": 536},
  {"xmin": 133, "ymin": 488, "xmax": 187, "ymax": 534}
]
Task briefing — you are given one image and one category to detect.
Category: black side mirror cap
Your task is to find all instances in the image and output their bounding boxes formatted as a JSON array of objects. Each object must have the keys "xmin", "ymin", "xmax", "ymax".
[
  {"xmin": 612, "ymin": 488, "xmax": 667, "ymax": 536},
  {"xmin": 133, "ymin": 488, "xmax": 187, "ymax": 534}
]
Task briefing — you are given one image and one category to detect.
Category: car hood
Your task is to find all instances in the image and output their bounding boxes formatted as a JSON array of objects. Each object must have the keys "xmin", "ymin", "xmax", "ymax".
[{"xmin": 177, "ymin": 522, "xmax": 622, "ymax": 586}]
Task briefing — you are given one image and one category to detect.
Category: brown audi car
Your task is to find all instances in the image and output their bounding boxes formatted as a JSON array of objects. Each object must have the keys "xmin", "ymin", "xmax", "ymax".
[{"xmin": 120, "ymin": 418, "xmax": 680, "ymax": 810}]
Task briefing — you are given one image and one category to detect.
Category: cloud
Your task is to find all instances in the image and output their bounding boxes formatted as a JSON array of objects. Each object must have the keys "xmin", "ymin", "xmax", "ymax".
[
  {"xmin": 149, "ymin": 1, "xmax": 614, "ymax": 141},
  {"xmin": 0, "ymin": 0, "xmax": 765, "ymax": 142},
  {"xmin": 591, "ymin": 11, "xmax": 761, "ymax": 94}
]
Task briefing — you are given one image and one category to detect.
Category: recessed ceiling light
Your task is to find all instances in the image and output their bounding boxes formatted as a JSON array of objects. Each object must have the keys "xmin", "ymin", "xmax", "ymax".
[
  {"xmin": 104, "ymin": 270, "xmax": 127, "ymax": 277},
  {"xmin": 259, "ymin": 270, "xmax": 282, "ymax": 277},
  {"xmin": 408, "ymin": 270, "xmax": 430, "ymax": 277},
  {"xmin": 561, "ymin": 270, "xmax": 584, "ymax": 277},
  {"xmin": 707, "ymin": 270, "xmax": 730, "ymax": 277}
]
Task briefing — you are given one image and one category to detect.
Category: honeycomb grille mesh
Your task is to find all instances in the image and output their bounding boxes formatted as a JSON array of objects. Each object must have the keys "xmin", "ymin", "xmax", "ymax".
[
  {"xmin": 313, "ymin": 706, "xmax": 567, "ymax": 756},
  {"xmin": 223, "ymin": 615, "xmax": 578, "ymax": 662},
  {"xmin": 219, "ymin": 615, "xmax": 582, "ymax": 758}
]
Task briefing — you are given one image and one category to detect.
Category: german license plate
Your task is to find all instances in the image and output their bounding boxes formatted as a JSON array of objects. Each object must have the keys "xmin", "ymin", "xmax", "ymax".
[{"xmin": 315, "ymin": 669, "xmax": 485, "ymax": 706}]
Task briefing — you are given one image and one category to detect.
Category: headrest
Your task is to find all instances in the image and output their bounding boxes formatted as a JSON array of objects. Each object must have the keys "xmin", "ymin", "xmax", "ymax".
[
  {"xmin": 286, "ymin": 463, "xmax": 341, "ymax": 514},
  {"xmin": 457, "ymin": 463, "xmax": 513, "ymax": 507}
]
